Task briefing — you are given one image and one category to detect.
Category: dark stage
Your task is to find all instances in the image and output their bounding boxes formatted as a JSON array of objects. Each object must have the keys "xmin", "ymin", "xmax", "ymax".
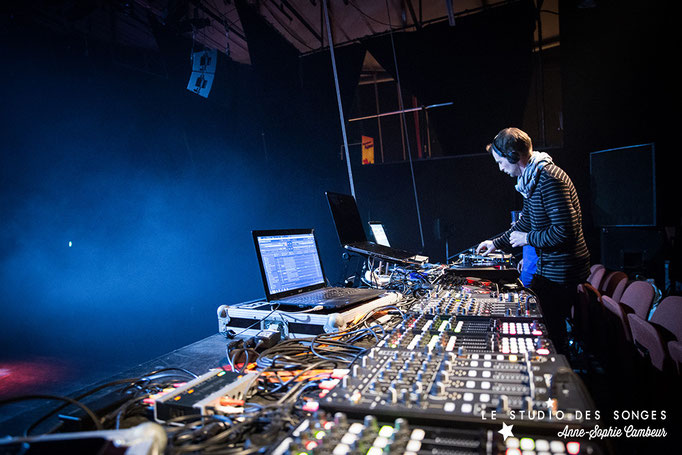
[{"xmin": 1, "ymin": 1, "xmax": 679, "ymax": 454}]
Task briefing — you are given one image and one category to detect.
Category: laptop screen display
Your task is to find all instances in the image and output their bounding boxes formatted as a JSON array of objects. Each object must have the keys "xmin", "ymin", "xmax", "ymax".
[
  {"xmin": 256, "ymin": 232, "xmax": 325, "ymax": 296},
  {"xmin": 369, "ymin": 222, "xmax": 390, "ymax": 247},
  {"xmin": 325, "ymin": 192, "xmax": 368, "ymax": 245}
]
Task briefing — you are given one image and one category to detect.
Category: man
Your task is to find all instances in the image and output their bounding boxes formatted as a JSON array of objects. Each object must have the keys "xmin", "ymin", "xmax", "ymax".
[{"xmin": 476, "ymin": 127, "xmax": 590, "ymax": 354}]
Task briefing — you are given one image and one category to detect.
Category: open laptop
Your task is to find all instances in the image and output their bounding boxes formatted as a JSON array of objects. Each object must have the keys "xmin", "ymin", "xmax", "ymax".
[
  {"xmin": 252, "ymin": 228, "xmax": 384, "ymax": 309},
  {"xmin": 369, "ymin": 221, "xmax": 390, "ymax": 247},
  {"xmin": 326, "ymin": 192, "xmax": 427, "ymax": 264}
]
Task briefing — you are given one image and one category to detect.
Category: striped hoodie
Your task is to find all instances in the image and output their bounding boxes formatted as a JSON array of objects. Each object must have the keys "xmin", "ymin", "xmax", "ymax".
[{"xmin": 493, "ymin": 164, "xmax": 590, "ymax": 284}]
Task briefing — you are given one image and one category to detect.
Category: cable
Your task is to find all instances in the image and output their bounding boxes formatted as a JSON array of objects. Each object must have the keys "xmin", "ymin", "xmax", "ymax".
[
  {"xmin": 23, "ymin": 368, "xmax": 198, "ymax": 436},
  {"xmin": 230, "ymin": 303, "xmax": 281, "ymax": 338},
  {"xmin": 0, "ymin": 394, "xmax": 102, "ymax": 431}
]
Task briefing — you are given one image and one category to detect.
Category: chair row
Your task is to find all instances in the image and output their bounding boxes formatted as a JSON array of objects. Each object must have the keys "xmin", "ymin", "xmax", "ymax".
[{"xmin": 576, "ymin": 264, "xmax": 682, "ymax": 375}]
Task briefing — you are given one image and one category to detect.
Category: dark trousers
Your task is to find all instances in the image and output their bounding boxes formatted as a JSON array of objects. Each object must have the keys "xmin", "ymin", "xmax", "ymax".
[{"xmin": 530, "ymin": 274, "xmax": 579, "ymax": 355}]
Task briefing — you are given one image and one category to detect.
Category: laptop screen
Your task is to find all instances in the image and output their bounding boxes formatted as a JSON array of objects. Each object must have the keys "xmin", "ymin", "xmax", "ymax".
[
  {"xmin": 253, "ymin": 229, "xmax": 326, "ymax": 300},
  {"xmin": 325, "ymin": 192, "xmax": 368, "ymax": 245},
  {"xmin": 369, "ymin": 222, "xmax": 390, "ymax": 247}
]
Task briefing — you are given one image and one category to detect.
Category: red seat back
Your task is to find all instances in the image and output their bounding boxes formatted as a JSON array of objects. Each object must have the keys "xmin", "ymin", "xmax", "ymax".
[
  {"xmin": 587, "ymin": 266, "xmax": 606, "ymax": 290},
  {"xmin": 668, "ymin": 341, "xmax": 682, "ymax": 374},
  {"xmin": 619, "ymin": 280, "xmax": 655, "ymax": 319},
  {"xmin": 650, "ymin": 296, "xmax": 682, "ymax": 341},
  {"xmin": 628, "ymin": 314, "xmax": 666, "ymax": 370},
  {"xmin": 599, "ymin": 271, "xmax": 628, "ymax": 298},
  {"xmin": 602, "ymin": 295, "xmax": 632, "ymax": 342}
]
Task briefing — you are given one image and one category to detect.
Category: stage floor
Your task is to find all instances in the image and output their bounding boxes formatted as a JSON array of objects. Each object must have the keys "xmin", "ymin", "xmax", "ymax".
[{"xmin": 0, "ymin": 334, "xmax": 228, "ymax": 436}]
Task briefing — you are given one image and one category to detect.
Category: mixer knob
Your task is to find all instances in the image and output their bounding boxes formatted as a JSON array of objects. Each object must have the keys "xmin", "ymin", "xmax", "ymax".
[
  {"xmin": 388, "ymin": 386, "xmax": 398, "ymax": 404},
  {"xmin": 497, "ymin": 395, "xmax": 510, "ymax": 414},
  {"xmin": 334, "ymin": 412, "xmax": 347, "ymax": 426},
  {"xmin": 364, "ymin": 415, "xmax": 378, "ymax": 431},
  {"xmin": 394, "ymin": 418, "xmax": 409, "ymax": 436}
]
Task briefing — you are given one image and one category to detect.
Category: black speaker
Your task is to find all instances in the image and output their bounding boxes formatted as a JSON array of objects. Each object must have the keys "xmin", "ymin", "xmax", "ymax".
[
  {"xmin": 600, "ymin": 227, "xmax": 665, "ymax": 284},
  {"xmin": 590, "ymin": 143, "xmax": 656, "ymax": 227}
]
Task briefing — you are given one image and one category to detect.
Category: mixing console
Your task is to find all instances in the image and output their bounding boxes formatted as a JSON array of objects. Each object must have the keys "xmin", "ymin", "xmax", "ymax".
[
  {"xmin": 378, "ymin": 314, "xmax": 553, "ymax": 355},
  {"xmin": 455, "ymin": 251, "xmax": 514, "ymax": 268},
  {"xmin": 406, "ymin": 288, "xmax": 540, "ymax": 318},
  {"xmin": 320, "ymin": 348, "xmax": 593, "ymax": 429},
  {"xmin": 270, "ymin": 412, "xmax": 603, "ymax": 455}
]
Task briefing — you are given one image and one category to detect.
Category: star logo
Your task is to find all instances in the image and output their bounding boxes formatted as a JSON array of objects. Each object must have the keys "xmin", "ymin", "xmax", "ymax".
[
  {"xmin": 545, "ymin": 397, "xmax": 555, "ymax": 409},
  {"xmin": 498, "ymin": 422, "xmax": 514, "ymax": 441}
]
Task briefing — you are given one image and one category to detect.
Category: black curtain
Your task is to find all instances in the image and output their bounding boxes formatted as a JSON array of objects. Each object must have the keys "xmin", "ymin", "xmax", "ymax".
[{"xmin": 363, "ymin": 0, "xmax": 535, "ymax": 156}]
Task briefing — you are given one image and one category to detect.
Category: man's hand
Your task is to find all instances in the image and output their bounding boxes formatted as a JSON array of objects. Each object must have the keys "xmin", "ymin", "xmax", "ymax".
[
  {"xmin": 517, "ymin": 258, "xmax": 524, "ymax": 272},
  {"xmin": 510, "ymin": 231, "xmax": 529, "ymax": 247},
  {"xmin": 476, "ymin": 240, "xmax": 496, "ymax": 256}
]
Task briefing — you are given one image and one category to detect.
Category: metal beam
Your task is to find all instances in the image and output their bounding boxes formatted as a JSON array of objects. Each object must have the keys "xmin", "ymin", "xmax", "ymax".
[
  {"xmin": 404, "ymin": 0, "xmax": 421, "ymax": 30},
  {"xmin": 279, "ymin": 0, "xmax": 323, "ymax": 43},
  {"xmin": 189, "ymin": 0, "xmax": 246, "ymax": 41}
]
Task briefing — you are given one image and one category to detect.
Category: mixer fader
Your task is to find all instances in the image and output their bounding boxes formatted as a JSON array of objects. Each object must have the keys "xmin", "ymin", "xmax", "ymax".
[{"xmin": 321, "ymin": 348, "xmax": 594, "ymax": 430}]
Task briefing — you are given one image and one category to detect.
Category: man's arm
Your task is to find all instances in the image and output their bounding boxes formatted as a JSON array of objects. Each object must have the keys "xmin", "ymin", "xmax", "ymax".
[
  {"xmin": 492, "ymin": 202, "xmax": 532, "ymax": 250},
  {"xmin": 526, "ymin": 174, "xmax": 577, "ymax": 248}
]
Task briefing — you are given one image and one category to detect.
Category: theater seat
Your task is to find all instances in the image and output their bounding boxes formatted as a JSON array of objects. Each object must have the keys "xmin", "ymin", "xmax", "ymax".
[
  {"xmin": 587, "ymin": 265, "xmax": 606, "ymax": 291},
  {"xmin": 602, "ymin": 281, "xmax": 655, "ymax": 343},
  {"xmin": 668, "ymin": 341, "xmax": 682, "ymax": 375},
  {"xmin": 575, "ymin": 283, "xmax": 601, "ymax": 346},
  {"xmin": 610, "ymin": 277, "xmax": 630, "ymax": 304},
  {"xmin": 599, "ymin": 271, "xmax": 628, "ymax": 299},
  {"xmin": 628, "ymin": 296, "xmax": 682, "ymax": 372}
]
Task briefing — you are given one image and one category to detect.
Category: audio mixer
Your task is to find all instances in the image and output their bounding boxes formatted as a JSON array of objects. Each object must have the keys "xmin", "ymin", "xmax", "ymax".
[
  {"xmin": 406, "ymin": 288, "xmax": 540, "ymax": 318},
  {"xmin": 377, "ymin": 314, "xmax": 554, "ymax": 355},
  {"xmin": 319, "ymin": 348, "xmax": 594, "ymax": 430},
  {"xmin": 455, "ymin": 251, "xmax": 514, "ymax": 268},
  {"xmin": 269, "ymin": 412, "xmax": 603, "ymax": 455}
]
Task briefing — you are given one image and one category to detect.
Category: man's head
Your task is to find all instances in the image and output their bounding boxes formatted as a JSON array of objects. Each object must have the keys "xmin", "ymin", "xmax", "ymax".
[{"xmin": 487, "ymin": 127, "xmax": 532, "ymax": 177}]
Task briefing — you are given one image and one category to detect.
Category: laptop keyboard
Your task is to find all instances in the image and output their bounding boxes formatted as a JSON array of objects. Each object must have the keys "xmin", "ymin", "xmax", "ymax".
[
  {"xmin": 284, "ymin": 288, "xmax": 365, "ymax": 304},
  {"xmin": 354, "ymin": 242, "xmax": 413, "ymax": 258}
]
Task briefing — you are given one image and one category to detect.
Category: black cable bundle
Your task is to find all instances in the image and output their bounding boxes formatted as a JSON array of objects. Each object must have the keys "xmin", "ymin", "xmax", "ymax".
[
  {"xmin": 0, "ymin": 367, "xmax": 199, "ymax": 436},
  {"xmin": 165, "ymin": 403, "xmax": 300, "ymax": 454}
]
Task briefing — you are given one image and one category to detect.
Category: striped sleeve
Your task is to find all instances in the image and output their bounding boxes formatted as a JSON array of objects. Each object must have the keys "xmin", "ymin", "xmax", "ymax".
[
  {"xmin": 493, "ymin": 204, "xmax": 532, "ymax": 250},
  {"xmin": 527, "ymin": 174, "xmax": 578, "ymax": 248},
  {"xmin": 490, "ymin": 164, "xmax": 590, "ymax": 284}
]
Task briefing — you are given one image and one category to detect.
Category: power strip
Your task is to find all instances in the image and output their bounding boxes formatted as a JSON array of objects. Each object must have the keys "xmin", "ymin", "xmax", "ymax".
[{"xmin": 154, "ymin": 369, "xmax": 258, "ymax": 422}]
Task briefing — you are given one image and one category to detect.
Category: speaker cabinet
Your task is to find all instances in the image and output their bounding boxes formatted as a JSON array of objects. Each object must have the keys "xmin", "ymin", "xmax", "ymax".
[{"xmin": 600, "ymin": 227, "xmax": 665, "ymax": 284}]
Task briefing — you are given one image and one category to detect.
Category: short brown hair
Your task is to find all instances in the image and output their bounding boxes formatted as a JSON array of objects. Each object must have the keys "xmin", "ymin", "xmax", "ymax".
[{"xmin": 487, "ymin": 127, "xmax": 532, "ymax": 164}]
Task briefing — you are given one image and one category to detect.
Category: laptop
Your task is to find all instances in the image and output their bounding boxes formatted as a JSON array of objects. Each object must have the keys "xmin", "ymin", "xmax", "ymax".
[
  {"xmin": 325, "ymin": 192, "xmax": 427, "ymax": 264},
  {"xmin": 252, "ymin": 228, "xmax": 384, "ymax": 309},
  {"xmin": 369, "ymin": 221, "xmax": 390, "ymax": 247}
]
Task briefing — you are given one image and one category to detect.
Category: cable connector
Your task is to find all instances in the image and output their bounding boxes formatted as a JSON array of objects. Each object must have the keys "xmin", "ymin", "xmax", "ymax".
[{"xmin": 254, "ymin": 330, "xmax": 281, "ymax": 352}]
